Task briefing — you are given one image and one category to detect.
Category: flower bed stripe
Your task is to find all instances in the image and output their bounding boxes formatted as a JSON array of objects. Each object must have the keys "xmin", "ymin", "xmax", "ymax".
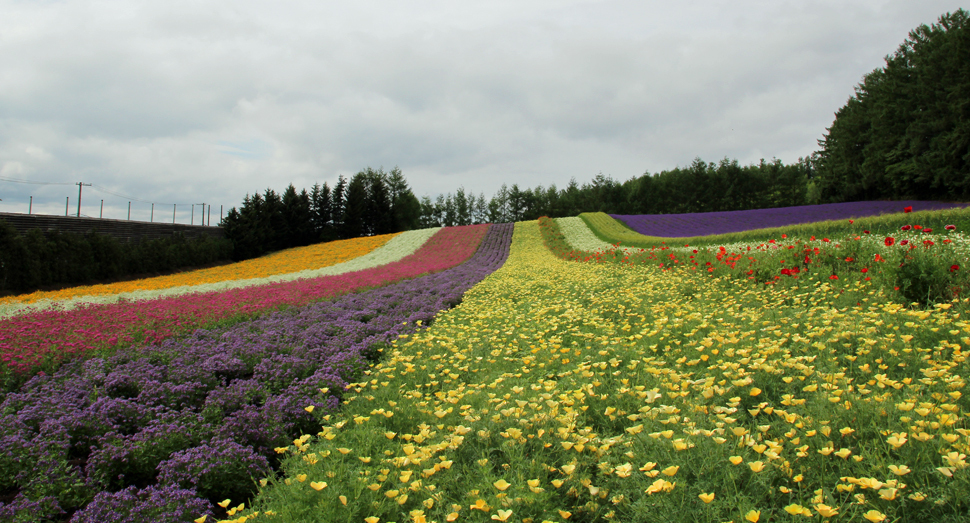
[
  {"xmin": 0, "ymin": 223, "xmax": 513, "ymax": 521},
  {"xmin": 556, "ymin": 216, "xmax": 640, "ymax": 255},
  {"xmin": 0, "ymin": 225, "xmax": 483, "ymax": 390},
  {"xmin": 0, "ymin": 232, "xmax": 402, "ymax": 308},
  {"xmin": 0, "ymin": 229, "xmax": 438, "ymax": 320},
  {"xmin": 612, "ymin": 200, "xmax": 970, "ymax": 238}
]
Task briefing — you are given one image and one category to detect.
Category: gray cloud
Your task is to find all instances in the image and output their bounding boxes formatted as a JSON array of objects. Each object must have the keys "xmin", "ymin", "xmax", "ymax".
[{"xmin": 1, "ymin": 0, "xmax": 965, "ymax": 221}]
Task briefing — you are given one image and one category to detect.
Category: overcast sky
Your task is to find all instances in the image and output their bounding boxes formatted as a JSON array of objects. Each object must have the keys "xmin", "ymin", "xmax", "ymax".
[{"xmin": 0, "ymin": 0, "xmax": 964, "ymax": 222}]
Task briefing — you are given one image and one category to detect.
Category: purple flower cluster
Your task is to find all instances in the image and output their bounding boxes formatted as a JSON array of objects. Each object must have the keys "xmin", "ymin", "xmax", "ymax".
[
  {"xmin": 0, "ymin": 223, "xmax": 513, "ymax": 522},
  {"xmin": 611, "ymin": 201, "xmax": 970, "ymax": 237}
]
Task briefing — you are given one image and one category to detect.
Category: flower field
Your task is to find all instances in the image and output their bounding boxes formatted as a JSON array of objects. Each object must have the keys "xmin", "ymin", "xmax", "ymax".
[
  {"xmin": 0, "ymin": 225, "xmax": 473, "ymax": 391},
  {"xmin": 0, "ymin": 223, "xmax": 513, "ymax": 521},
  {"xmin": 241, "ymin": 213, "xmax": 969, "ymax": 523},
  {"xmin": 4, "ymin": 201, "xmax": 970, "ymax": 523},
  {"xmin": 611, "ymin": 201, "xmax": 970, "ymax": 239},
  {"xmin": 0, "ymin": 229, "xmax": 445, "ymax": 319}
]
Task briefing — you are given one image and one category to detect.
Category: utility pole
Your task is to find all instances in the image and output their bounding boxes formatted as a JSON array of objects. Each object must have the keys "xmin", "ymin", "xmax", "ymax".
[
  {"xmin": 76, "ymin": 182, "xmax": 91, "ymax": 217},
  {"xmin": 151, "ymin": 203, "xmax": 154, "ymax": 222},
  {"xmin": 128, "ymin": 202, "xmax": 131, "ymax": 220},
  {"xmin": 66, "ymin": 197, "xmax": 69, "ymax": 216},
  {"xmin": 100, "ymin": 200, "xmax": 104, "ymax": 219},
  {"xmin": 29, "ymin": 196, "xmax": 32, "ymax": 214}
]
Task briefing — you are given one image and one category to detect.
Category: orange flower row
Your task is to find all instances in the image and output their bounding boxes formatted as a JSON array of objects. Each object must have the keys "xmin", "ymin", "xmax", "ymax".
[{"xmin": 0, "ymin": 233, "xmax": 399, "ymax": 306}]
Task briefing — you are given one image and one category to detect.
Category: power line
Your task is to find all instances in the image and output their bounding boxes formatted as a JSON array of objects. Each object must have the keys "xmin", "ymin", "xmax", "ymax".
[
  {"xmin": 89, "ymin": 183, "xmax": 199, "ymax": 206},
  {"xmin": 0, "ymin": 175, "xmax": 74, "ymax": 186},
  {"xmin": 0, "ymin": 176, "xmax": 220, "ymax": 207}
]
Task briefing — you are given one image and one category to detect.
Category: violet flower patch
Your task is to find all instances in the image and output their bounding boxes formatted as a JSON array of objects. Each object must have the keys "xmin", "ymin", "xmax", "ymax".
[{"xmin": 612, "ymin": 200, "xmax": 970, "ymax": 237}]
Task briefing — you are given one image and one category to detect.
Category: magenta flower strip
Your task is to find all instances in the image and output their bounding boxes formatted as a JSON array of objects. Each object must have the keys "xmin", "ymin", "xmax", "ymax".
[{"xmin": 1, "ymin": 225, "xmax": 489, "ymax": 388}]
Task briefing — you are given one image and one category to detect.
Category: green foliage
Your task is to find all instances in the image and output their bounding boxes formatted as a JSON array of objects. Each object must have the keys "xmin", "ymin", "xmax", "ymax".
[
  {"xmin": 816, "ymin": 9, "xmax": 970, "ymax": 201},
  {"xmin": 223, "ymin": 166, "xmax": 422, "ymax": 261},
  {"xmin": 0, "ymin": 220, "xmax": 232, "ymax": 294},
  {"xmin": 889, "ymin": 241, "xmax": 968, "ymax": 306}
]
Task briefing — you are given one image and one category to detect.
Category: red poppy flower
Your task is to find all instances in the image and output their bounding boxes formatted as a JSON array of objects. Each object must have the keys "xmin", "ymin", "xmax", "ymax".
[
  {"xmin": 845, "ymin": 257, "xmax": 854, "ymax": 262},
  {"xmin": 945, "ymin": 224, "xmax": 956, "ymax": 231},
  {"xmin": 913, "ymin": 225, "xmax": 923, "ymax": 230},
  {"xmin": 861, "ymin": 267, "xmax": 868, "ymax": 273},
  {"xmin": 849, "ymin": 220, "xmax": 854, "ymax": 224},
  {"xmin": 864, "ymin": 230, "xmax": 870, "ymax": 234},
  {"xmin": 904, "ymin": 206, "xmax": 913, "ymax": 213},
  {"xmin": 885, "ymin": 237, "xmax": 895, "ymax": 246},
  {"xmin": 829, "ymin": 274, "xmax": 839, "ymax": 280},
  {"xmin": 923, "ymin": 228, "xmax": 933, "ymax": 233},
  {"xmin": 900, "ymin": 239, "xmax": 909, "ymax": 246},
  {"xmin": 901, "ymin": 225, "xmax": 912, "ymax": 231},
  {"xmin": 923, "ymin": 240, "xmax": 934, "ymax": 246},
  {"xmin": 952, "ymin": 264, "xmax": 961, "ymax": 272}
]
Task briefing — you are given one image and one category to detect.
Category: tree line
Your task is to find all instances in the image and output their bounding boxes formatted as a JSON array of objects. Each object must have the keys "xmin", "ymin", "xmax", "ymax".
[
  {"xmin": 420, "ymin": 156, "xmax": 815, "ymax": 226},
  {"xmin": 814, "ymin": 9, "xmax": 970, "ymax": 202},
  {"xmin": 221, "ymin": 167, "xmax": 421, "ymax": 260},
  {"xmin": 223, "ymin": 9, "xmax": 968, "ymax": 259}
]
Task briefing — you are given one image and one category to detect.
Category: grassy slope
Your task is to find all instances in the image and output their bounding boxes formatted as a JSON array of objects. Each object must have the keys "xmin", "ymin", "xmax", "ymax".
[{"xmin": 581, "ymin": 207, "xmax": 970, "ymax": 249}]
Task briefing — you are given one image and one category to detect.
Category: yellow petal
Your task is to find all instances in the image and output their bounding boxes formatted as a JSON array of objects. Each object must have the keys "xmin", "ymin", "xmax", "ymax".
[
  {"xmin": 493, "ymin": 479, "xmax": 512, "ymax": 491},
  {"xmin": 310, "ymin": 481, "xmax": 327, "ymax": 491}
]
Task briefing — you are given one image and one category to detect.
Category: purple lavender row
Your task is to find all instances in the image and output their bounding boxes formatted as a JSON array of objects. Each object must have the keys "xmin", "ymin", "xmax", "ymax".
[
  {"xmin": 611, "ymin": 200, "xmax": 970, "ymax": 238},
  {"xmin": 0, "ymin": 223, "xmax": 514, "ymax": 523}
]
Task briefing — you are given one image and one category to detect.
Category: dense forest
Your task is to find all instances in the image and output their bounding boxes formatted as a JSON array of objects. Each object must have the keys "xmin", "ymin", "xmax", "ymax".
[
  {"xmin": 814, "ymin": 9, "xmax": 970, "ymax": 202},
  {"xmin": 223, "ymin": 9, "xmax": 968, "ymax": 261}
]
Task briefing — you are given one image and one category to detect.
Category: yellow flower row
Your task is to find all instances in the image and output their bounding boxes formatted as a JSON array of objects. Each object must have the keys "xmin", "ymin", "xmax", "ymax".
[{"xmin": 247, "ymin": 220, "xmax": 969, "ymax": 523}]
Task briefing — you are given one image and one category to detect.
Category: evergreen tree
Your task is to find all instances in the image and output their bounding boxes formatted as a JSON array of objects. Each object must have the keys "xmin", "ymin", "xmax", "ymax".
[
  {"xmin": 418, "ymin": 195, "xmax": 438, "ymax": 228},
  {"xmin": 310, "ymin": 182, "xmax": 334, "ymax": 241},
  {"xmin": 490, "ymin": 184, "xmax": 509, "ymax": 223},
  {"xmin": 454, "ymin": 188, "xmax": 471, "ymax": 226},
  {"xmin": 363, "ymin": 168, "xmax": 394, "ymax": 235},
  {"xmin": 281, "ymin": 184, "xmax": 315, "ymax": 247},
  {"xmin": 331, "ymin": 175, "xmax": 347, "ymax": 237},
  {"xmin": 387, "ymin": 167, "xmax": 422, "ymax": 231},
  {"xmin": 817, "ymin": 9, "xmax": 970, "ymax": 201},
  {"xmin": 342, "ymin": 173, "xmax": 368, "ymax": 239}
]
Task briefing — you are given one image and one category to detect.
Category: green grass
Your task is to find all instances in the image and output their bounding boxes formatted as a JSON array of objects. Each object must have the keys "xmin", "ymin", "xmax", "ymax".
[{"xmin": 580, "ymin": 207, "xmax": 970, "ymax": 249}]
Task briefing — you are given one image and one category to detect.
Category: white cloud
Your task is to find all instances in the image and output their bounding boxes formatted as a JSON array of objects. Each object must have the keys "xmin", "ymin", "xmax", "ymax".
[{"xmin": 0, "ymin": 0, "xmax": 965, "ymax": 220}]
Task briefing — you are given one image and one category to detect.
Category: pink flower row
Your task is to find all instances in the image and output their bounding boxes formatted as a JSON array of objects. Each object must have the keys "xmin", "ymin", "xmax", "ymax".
[{"xmin": 1, "ymin": 225, "xmax": 489, "ymax": 382}]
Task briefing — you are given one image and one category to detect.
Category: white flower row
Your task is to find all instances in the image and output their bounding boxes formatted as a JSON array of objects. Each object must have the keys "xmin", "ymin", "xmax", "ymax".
[
  {"xmin": 555, "ymin": 217, "xmax": 642, "ymax": 254},
  {"xmin": 0, "ymin": 227, "xmax": 442, "ymax": 320}
]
